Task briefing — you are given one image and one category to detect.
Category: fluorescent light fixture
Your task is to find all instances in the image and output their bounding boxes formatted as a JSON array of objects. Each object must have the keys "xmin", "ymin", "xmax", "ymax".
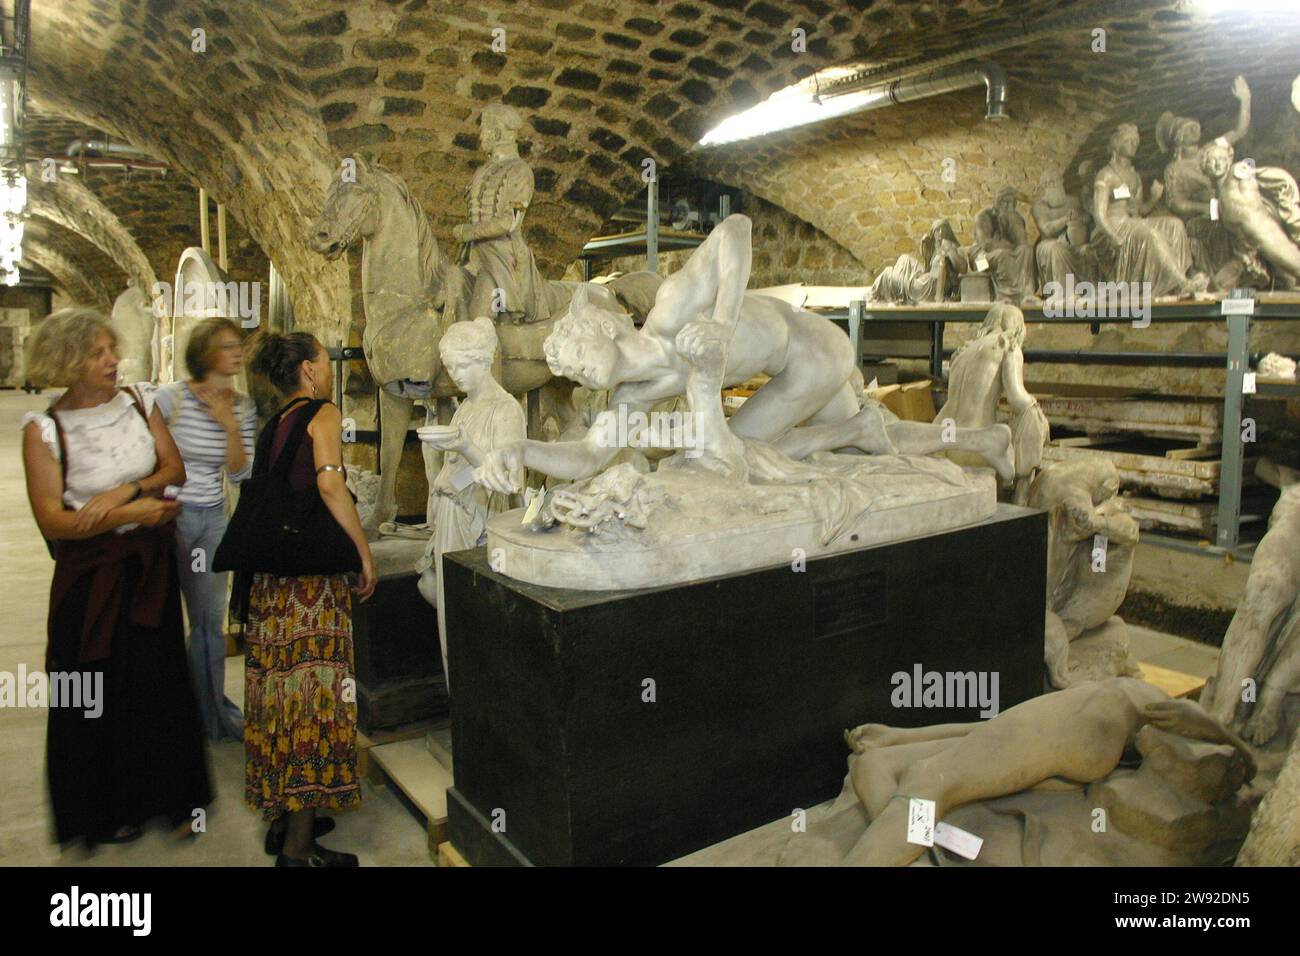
[{"xmin": 700, "ymin": 65, "xmax": 880, "ymax": 146}]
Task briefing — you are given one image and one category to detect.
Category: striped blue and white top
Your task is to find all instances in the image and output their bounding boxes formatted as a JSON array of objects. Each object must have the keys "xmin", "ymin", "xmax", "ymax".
[{"xmin": 154, "ymin": 381, "xmax": 257, "ymax": 508}]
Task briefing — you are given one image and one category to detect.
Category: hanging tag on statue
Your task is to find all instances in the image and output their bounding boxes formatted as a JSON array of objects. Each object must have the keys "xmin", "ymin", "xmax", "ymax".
[
  {"xmin": 974, "ymin": 252, "xmax": 989, "ymax": 273},
  {"xmin": 522, "ymin": 489, "xmax": 544, "ymax": 525},
  {"xmin": 1209, "ymin": 198, "xmax": 1219, "ymax": 221},
  {"xmin": 1112, "ymin": 183, "xmax": 1131, "ymax": 200},
  {"xmin": 450, "ymin": 464, "xmax": 476, "ymax": 492},
  {"xmin": 1243, "ymin": 371, "xmax": 1257, "ymax": 395},
  {"xmin": 933, "ymin": 822, "xmax": 983, "ymax": 860},
  {"xmin": 1092, "ymin": 534, "xmax": 1108, "ymax": 572},
  {"xmin": 906, "ymin": 798, "xmax": 935, "ymax": 847}
]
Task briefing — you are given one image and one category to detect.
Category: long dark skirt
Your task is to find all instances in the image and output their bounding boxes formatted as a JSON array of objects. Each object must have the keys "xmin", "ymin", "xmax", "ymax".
[{"xmin": 46, "ymin": 532, "xmax": 213, "ymax": 844}]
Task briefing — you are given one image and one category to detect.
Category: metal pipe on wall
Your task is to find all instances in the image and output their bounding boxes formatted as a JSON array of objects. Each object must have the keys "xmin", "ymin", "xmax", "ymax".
[
  {"xmin": 217, "ymin": 203, "xmax": 227, "ymax": 272},
  {"xmin": 198, "ymin": 188, "xmax": 209, "ymax": 253}
]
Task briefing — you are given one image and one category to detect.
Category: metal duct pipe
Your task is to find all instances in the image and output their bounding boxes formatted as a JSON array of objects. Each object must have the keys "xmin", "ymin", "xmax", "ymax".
[
  {"xmin": 65, "ymin": 138, "xmax": 158, "ymax": 162},
  {"xmin": 886, "ymin": 62, "xmax": 1009, "ymax": 120},
  {"xmin": 817, "ymin": 61, "xmax": 1009, "ymax": 124},
  {"xmin": 817, "ymin": 0, "xmax": 1165, "ymax": 97}
]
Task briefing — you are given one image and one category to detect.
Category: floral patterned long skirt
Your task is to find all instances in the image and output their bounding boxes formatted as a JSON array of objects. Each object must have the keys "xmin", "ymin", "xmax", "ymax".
[{"xmin": 244, "ymin": 573, "xmax": 361, "ymax": 820}]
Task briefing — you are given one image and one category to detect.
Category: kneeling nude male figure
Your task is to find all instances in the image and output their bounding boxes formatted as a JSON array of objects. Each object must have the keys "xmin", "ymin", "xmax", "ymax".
[{"xmin": 478, "ymin": 214, "xmax": 1013, "ymax": 492}]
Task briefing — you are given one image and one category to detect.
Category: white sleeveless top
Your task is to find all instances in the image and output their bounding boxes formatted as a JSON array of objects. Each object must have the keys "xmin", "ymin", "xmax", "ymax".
[{"xmin": 22, "ymin": 384, "xmax": 159, "ymax": 525}]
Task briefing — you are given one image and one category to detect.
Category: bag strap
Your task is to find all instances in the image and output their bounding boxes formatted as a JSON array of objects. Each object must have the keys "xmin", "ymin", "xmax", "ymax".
[
  {"xmin": 121, "ymin": 385, "xmax": 150, "ymax": 425},
  {"xmin": 265, "ymin": 398, "xmax": 327, "ymax": 480},
  {"xmin": 45, "ymin": 402, "xmax": 69, "ymax": 488}
]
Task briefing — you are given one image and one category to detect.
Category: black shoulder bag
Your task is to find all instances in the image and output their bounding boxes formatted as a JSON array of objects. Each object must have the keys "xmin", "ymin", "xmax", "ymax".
[{"xmin": 214, "ymin": 397, "xmax": 361, "ymax": 581}]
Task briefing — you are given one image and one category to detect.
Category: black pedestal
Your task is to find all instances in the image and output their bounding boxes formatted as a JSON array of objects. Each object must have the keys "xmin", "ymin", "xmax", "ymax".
[
  {"xmin": 351, "ymin": 570, "xmax": 446, "ymax": 733},
  {"xmin": 444, "ymin": 504, "xmax": 1047, "ymax": 866}
]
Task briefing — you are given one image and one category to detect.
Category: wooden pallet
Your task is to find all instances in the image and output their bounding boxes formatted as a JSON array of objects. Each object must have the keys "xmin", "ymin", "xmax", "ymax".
[
  {"xmin": 437, "ymin": 841, "xmax": 470, "ymax": 867},
  {"xmin": 1042, "ymin": 437, "xmax": 1255, "ymax": 500},
  {"xmin": 356, "ymin": 720, "xmax": 438, "ymax": 785},
  {"xmin": 366, "ymin": 736, "xmax": 454, "ymax": 858},
  {"xmin": 1125, "ymin": 495, "xmax": 1218, "ymax": 536},
  {"xmin": 1038, "ymin": 394, "xmax": 1223, "ymax": 444}
]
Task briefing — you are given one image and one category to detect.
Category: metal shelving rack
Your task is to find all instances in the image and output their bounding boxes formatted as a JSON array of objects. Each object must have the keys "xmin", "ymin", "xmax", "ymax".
[{"xmin": 820, "ymin": 299, "xmax": 1300, "ymax": 556}]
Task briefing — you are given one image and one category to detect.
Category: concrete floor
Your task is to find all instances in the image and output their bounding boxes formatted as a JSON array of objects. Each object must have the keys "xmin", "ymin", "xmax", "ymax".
[
  {"xmin": 0, "ymin": 389, "xmax": 1225, "ymax": 867},
  {"xmin": 0, "ymin": 390, "xmax": 432, "ymax": 867}
]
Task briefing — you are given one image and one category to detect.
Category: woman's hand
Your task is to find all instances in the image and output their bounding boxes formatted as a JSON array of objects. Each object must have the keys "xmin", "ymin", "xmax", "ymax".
[
  {"xmin": 133, "ymin": 497, "xmax": 182, "ymax": 527},
  {"xmin": 353, "ymin": 553, "xmax": 377, "ymax": 603},
  {"xmin": 193, "ymin": 383, "xmax": 238, "ymax": 430},
  {"xmin": 74, "ymin": 483, "xmax": 138, "ymax": 532}
]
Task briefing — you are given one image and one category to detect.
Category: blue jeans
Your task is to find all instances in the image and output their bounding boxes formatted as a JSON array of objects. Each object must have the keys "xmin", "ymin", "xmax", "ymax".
[{"xmin": 176, "ymin": 503, "xmax": 244, "ymax": 741}]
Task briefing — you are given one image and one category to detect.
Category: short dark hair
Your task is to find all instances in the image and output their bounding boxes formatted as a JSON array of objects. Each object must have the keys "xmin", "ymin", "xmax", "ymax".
[{"xmin": 246, "ymin": 330, "xmax": 322, "ymax": 394}]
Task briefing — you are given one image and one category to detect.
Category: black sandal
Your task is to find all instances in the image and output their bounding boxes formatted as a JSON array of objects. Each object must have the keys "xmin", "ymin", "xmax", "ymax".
[
  {"xmin": 91, "ymin": 824, "xmax": 143, "ymax": 846},
  {"xmin": 275, "ymin": 843, "xmax": 358, "ymax": 868},
  {"xmin": 264, "ymin": 817, "xmax": 336, "ymax": 856}
]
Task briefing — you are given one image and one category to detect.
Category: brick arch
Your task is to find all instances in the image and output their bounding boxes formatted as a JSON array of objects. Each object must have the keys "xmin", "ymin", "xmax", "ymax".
[
  {"xmin": 25, "ymin": 167, "xmax": 157, "ymax": 294},
  {"xmin": 21, "ymin": 226, "xmax": 115, "ymax": 310},
  {"xmin": 29, "ymin": 1, "xmax": 349, "ymax": 342}
]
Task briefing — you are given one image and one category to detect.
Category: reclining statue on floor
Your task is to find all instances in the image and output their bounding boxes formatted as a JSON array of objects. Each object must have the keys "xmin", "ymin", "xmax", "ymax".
[
  {"xmin": 831, "ymin": 678, "xmax": 1258, "ymax": 867},
  {"xmin": 1205, "ymin": 478, "xmax": 1300, "ymax": 745},
  {"xmin": 478, "ymin": 214, "xmax": 1014, "ymax": 492}
]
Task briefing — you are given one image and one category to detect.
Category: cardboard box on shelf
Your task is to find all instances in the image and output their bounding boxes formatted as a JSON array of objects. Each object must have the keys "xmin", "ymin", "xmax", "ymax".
[{"xmin": 867, "ymin": 379, "xmax": 937, "ymax": 422}]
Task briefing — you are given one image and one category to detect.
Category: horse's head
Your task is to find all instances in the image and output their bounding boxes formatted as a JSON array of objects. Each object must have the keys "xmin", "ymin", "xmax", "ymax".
[{"xmin": 310, "ymin": 157, "xmax": 380, "ymax": 261}]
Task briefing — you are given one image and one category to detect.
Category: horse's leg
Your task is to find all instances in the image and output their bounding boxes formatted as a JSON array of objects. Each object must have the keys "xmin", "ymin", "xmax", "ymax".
[{"xmin": 375, "ymin": 388, "xmax": 415, "ymax": 531}]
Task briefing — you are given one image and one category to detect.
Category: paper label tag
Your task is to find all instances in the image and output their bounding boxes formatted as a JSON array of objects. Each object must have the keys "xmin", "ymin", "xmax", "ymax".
[
  {"xmin": 1209, "ymin": 197, "xmax": 1219, "ymax": 221},
  {"xmin": 906, "ymin": 798, "xmax": 935, "ymax": 847},
  {"xmin": 1093, "ymin": 533, "xmax": 1108, "ymax": 554},
  {"xmin": 1220, "ymin": 298, "xmax": 1255, "ymax": 315},
  {"xmin": 1112, "ymin": 183, "xmax": 1131, "ymax": 200},
  {"xmin": 1243, "ymin": 371, "xmax": 1257, "ymax": 395},
  {"xmin": 933, "ymin": 822, "xmax": 983, "ymax": 861},
  {"xmin": 521, "ymin": 489, "xmax": 543, "ymax": 525},
  {"xmin": 449, "ymin": 464, "xmax": 476, "ymax": 492},
  {"xmin": 974, "ymin": 253, "xmax": 989, "ymax": 272}
]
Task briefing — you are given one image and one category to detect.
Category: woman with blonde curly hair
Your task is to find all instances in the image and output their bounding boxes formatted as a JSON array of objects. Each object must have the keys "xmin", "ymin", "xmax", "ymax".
[{"xmin": 21, "ymin": 308, "xmax": 211, "ymax": 847}]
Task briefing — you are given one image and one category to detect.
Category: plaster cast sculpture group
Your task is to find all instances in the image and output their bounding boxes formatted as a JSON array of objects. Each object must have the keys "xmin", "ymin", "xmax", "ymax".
[
  {"xmin": 291, "ymin": 94, "xmax": 1298, "ymax": 867},
  {"xmin": 866, "ymin": 75, "xmax": 1300, "ymax": 305}
]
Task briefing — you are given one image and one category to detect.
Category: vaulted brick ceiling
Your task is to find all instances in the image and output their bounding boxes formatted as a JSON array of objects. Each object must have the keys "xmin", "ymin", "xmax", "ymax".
[{"xmin": 23, "ymin": 0, "xmax": 1300, "ymax": 336}]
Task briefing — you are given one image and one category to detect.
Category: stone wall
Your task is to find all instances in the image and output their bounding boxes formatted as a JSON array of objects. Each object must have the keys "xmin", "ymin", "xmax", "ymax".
[{"xmin": 589, "ymin": 190, "xmax": 864, "ymax": 287}]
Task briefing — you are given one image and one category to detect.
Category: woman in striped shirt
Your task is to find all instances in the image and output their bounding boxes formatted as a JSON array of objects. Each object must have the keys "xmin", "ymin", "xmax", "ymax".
[{"xmin": 156, "ymin": 317, "xmax": 257, "ymax": 742}]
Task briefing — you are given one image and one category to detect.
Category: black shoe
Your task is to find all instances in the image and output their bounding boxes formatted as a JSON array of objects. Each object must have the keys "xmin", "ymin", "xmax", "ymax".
[
  {"xmin": 264, "ymin": 817, "xmax": 337, "ymax": 856},
  {"xmin": 275, "ymin": 843, "xmax": 358, "ymax": 867},
  {"xmin": 90, "ymin": 824, "xmax": 143, "ymax": 847}
]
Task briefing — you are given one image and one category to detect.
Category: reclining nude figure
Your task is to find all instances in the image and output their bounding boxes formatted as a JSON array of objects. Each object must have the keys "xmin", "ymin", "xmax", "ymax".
[
  {"xmin": 840, "ymin": 678, "xmax": 1257, "ymax": 867},
  {"xmin": 477, "ymin": 214, "xmax": 1013, "ymax": 493}
]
